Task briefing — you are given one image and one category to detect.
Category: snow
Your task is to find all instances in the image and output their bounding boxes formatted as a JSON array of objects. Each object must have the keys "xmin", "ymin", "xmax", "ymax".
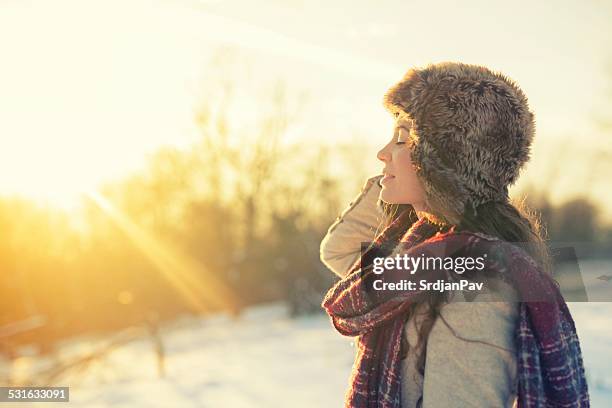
[
  {"xmin": 567, "ymin": 303, "xmax": 612, "ymax": 407},
  {"xmin": 10, "ymin": 261, "xmax": 612, "ymax": 407},
  {"xmin": 22, "ymin": 303, "xmax": 355, "ymax": 408},
  {"xmin": 11, "ymin": 302, "xmax": 607, "ymax": 407}
]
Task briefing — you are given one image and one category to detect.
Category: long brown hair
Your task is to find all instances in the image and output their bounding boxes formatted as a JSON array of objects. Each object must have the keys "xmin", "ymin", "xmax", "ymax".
[{"xmin": 378, "ymin": 196, "xmax": 552, "ymax": 376}]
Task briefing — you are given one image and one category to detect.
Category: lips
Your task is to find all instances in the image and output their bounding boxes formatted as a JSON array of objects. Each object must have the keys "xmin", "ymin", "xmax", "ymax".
[{"xmin": 381, "ymin": 172, "xmax": 395, "ymax": 184}]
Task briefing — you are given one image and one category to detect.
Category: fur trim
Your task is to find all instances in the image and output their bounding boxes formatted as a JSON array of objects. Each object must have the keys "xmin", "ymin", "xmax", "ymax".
[{"xmin": 383, "ymin": 62, "xmax": 535, "ymax": 222}]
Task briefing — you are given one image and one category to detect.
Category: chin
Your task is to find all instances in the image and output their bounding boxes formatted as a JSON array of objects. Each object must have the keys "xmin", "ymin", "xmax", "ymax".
[
  {"xmin": 381, "ymin": 189, "xmax": 415, "ymax": 205},
  {"xmin": 380, "ymin": 189, "xmax": 400, "ymax": 205}
]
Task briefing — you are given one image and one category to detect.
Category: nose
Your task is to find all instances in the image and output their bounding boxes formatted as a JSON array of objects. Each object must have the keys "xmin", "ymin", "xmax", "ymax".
[{"xmin": 377, "ymin": 141, "xmax": 392, "ymax": 162}]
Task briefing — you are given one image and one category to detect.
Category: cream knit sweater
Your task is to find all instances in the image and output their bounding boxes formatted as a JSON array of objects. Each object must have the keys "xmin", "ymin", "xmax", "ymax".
[{"xmin": 320, "ymin": 176, "xmax": 519, "ymax": 408}]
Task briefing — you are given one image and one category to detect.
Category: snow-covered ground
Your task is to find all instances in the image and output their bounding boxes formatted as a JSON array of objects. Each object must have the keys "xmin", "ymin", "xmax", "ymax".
[
  {"xmin": 8, "ymin": 302, "xmax": 608, "ymax": 408},
  {"xmin": 6, "ymin": 261, "xmax": 612, "ymax": 407},
  {"xmin": 566, "ymin": 302, "xmax": 612, "ymax": 407},
  {"xmin": 11, "ymin": 303, "xmax": 355, "ymax": 408}
]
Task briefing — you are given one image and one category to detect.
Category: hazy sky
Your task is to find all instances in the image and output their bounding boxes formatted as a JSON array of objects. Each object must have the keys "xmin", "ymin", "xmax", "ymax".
[{"xmin": 1, "ymin": 0, "xmax": 610, "ymax": 213}]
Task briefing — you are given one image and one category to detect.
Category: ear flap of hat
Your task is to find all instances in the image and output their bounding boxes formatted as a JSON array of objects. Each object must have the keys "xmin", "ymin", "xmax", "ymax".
[{"xmin": 411, "ymin": 138, "xmax": 468, "ymax": 225}]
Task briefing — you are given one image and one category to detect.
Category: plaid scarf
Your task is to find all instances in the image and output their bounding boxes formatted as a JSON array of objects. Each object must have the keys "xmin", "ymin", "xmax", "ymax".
[{"xmin": 321, "ymin": 209, "xmax": 589, "ymax": 407}]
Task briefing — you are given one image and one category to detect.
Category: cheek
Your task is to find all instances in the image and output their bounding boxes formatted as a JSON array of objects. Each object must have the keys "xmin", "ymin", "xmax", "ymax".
[
  {"xmin": 396, "ymin": 149, "xmax": 420, "ymax": 187},
  {"xmin": 383, "ymin": 148, "xmax": 425, "ymax": 203},
  {"xmin": 394, "ymin": 148, "xmax": 414, "ymax": 176}
]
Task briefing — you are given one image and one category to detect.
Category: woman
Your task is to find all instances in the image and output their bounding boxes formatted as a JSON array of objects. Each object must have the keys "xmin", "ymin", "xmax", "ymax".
[{"xmin": 320, "ymin": 62, "xmax": 589, "ymax": 407}]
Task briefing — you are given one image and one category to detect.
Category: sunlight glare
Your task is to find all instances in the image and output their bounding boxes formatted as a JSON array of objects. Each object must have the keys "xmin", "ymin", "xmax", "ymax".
[{"xmin": 87, "ymin": 190, "xmax": 242, "ymax": 314}]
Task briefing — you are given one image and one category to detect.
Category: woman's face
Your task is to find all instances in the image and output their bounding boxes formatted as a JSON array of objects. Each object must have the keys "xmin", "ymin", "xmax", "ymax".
[{"xmin": 377, "ymin": 116, "xmax": 427, "ymax": 211}]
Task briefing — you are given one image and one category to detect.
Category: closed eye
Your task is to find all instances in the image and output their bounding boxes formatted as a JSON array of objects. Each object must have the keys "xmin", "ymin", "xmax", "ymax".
[
  {"xmin": 395, "ymin": 129, "xmax": 409, "ymax": 145},
  {"xmin": 395, "ymin": 126, "xmax": 413, "ymax": 145}
]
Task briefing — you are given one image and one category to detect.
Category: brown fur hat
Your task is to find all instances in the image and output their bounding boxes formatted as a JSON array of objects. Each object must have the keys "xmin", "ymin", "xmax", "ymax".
[{"xmin": 383, "ymin": 61, "xmax": 535, "ymax": 224}]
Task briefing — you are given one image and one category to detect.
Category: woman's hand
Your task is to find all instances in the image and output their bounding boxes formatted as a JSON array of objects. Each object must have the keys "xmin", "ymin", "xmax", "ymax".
[{"xmin": 319, "ymin": 175, "xmax": 384, "ymax": 278}]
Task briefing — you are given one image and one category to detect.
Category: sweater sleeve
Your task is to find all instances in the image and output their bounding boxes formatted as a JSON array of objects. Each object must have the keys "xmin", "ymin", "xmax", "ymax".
[
  {"xmin": 319, "ymin": 175, "xmax": 384, "ymax": 278},
  {"xmin": 420, "ymin": 296, "xmax": 519, "ymax": 408}
]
